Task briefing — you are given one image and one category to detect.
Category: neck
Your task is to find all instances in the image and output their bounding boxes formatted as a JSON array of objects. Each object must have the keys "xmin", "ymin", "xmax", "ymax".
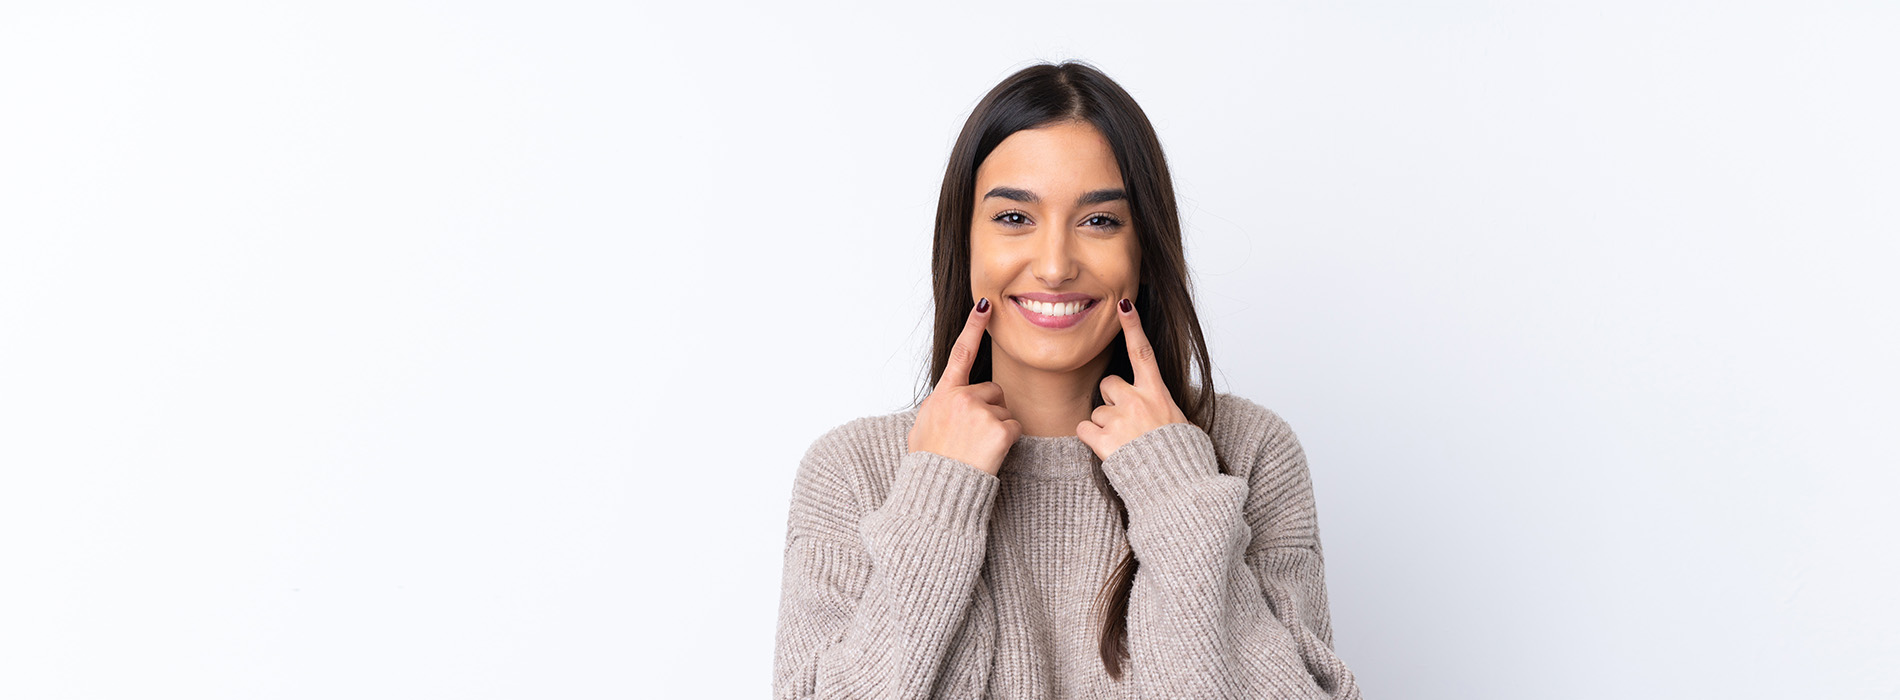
[{"xmin": 988, "ymin": 348, "xmax": 1113, "ymax": 438}]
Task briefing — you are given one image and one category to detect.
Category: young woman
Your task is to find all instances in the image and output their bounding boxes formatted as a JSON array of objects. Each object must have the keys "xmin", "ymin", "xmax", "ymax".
[{"xmin": 773, "ymin": 61, "xmax": 1361, "ymax": 699}]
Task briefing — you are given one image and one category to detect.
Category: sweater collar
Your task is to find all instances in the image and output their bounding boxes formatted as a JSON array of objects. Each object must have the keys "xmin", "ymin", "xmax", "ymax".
[
  {"xmin": 1001, "ymin": 433, "xmax": 1100, "ymax": 479},
  {"xmin": 897, "ymin": 406, "xmax": 1101, "ymax": 479}
]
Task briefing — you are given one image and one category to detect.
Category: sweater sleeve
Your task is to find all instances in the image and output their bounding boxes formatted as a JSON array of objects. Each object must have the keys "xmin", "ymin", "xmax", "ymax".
[
  {"xmin": 1099, "ymin": 419, "xmax": 1362, "ymax": 699},
  {"xmin": 772, "ymin": 441, "xmax": 1001, "ymax": 699}
]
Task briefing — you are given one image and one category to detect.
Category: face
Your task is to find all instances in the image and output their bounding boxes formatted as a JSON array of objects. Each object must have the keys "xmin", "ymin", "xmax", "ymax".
[{"xmin": 970, "ymin": 120, "xmax": 1141, "ymax": 376}]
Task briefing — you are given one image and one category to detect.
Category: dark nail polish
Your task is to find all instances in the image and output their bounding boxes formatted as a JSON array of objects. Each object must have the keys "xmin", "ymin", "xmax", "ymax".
[
  {"xmin": 976, "ymin": 297, "xmax": 990, "ymax": 313},
  {"xmin": 1119, "ymin": 298, "xmax": 1132, "ymax": 313}
]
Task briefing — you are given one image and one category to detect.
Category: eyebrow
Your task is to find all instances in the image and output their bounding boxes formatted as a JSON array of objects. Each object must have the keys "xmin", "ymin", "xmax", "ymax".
[{"xmin": 982, "ymin": 186, "xmax": 1128, "ymax": 206}]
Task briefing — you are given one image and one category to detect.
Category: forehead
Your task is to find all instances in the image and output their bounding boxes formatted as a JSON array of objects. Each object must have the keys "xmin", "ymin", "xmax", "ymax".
[{"xmin": 975, "ymin": 121, "xmax": 1123, "ymax": 195}]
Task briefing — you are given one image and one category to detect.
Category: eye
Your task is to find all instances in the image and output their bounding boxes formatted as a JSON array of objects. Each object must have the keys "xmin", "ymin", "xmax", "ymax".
[
  {"xmin": 993, "ymin": 210, "xmax": 1031, "ymax": 227},
  {"xmin": 1084, "ymin": 214, "xmax": 1125, "ymax": 229}
]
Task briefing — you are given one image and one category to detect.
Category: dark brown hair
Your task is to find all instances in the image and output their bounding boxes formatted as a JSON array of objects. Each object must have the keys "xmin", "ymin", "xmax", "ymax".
[{"xmin": 909, "ymin": 60, "xmax": 1223, "ymax": 681}]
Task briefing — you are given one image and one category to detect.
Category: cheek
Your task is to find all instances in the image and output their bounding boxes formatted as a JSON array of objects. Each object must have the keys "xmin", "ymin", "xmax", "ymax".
[
  {"xmin": 1097, "ymin": 259, "xmax": 1138, "ymax": 292},
  {"xmin": 969, "ymin": 264, "xmax": 997, "ymax": 292},
  {"xmin": 968, "ymin": 247, "xmax": 1007, "ymax": 290}
]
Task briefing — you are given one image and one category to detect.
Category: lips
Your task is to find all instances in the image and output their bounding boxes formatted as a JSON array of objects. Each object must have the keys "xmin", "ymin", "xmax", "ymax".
[
  {"xmin": 1011, "ymin": 292, "xmax": 1098, "ymax": 303},
  {"xmin": 1009, "ymin": 294, "xmax": 1098, "ymax": 329}
]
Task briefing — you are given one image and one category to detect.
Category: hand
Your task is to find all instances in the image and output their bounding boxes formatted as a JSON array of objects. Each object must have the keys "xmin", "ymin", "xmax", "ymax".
[
  {"xmin": 907, "ymin": 297, "xmax": 1022, "ymax": 477},
  {"xmin": 1077, "ymin": 297, "xmax": 1191, "ymax": 461}
]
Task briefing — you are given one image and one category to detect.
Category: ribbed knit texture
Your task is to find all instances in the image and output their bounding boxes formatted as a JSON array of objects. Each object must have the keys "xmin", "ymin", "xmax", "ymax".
[{"xmin": 773, "ymin": 391, "xmax": 1361, "ymax": 699}]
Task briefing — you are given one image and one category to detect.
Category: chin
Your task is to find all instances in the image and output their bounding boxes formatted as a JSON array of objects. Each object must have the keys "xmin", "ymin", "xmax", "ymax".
[{"xmin": 995, "ymin": 338, "xmax": 1109, "ymax": 373}]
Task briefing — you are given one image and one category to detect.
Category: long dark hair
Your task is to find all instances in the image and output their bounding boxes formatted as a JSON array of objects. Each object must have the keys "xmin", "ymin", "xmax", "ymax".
[{"xmin": 909, "ymin": 60, "xmax": 1223, "ymax": 681}]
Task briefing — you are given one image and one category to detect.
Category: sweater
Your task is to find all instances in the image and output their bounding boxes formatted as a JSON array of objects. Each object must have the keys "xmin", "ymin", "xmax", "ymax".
[{"xmin": 773, "ymin": 390, "xmax": 1362, "ymax": 699}]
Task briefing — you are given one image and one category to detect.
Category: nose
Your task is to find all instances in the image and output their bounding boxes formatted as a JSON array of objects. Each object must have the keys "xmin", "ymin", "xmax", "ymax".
[{"xmin": 1031, "ymin": 227, "xmax": 1079, "ymax": 287}]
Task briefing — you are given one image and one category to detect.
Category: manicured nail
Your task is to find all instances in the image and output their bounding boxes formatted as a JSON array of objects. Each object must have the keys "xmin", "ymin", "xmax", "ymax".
[
  {"xmin": 1118, "ymin": 298, "xmax": 1132, "ymax": 314},
  {"xmin": 976, "ymin": 297, "xmax": 990, "ymax": 313}
]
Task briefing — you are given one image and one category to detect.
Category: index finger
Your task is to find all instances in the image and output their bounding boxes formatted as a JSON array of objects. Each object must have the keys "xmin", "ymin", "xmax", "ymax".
[
  {"xmin": 1117, "ymin": 297, "xmax": 1163, "ymax": 387},
  {"xmin": 937, "ymin": 296, "xmax": 993, "ymax": 389}
]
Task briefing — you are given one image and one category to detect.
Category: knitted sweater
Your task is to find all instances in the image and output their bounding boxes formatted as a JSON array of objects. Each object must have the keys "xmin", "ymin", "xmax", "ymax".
[{"xmin": 773, "ymin": 390, "xmax": 1361, "ymax": 699}]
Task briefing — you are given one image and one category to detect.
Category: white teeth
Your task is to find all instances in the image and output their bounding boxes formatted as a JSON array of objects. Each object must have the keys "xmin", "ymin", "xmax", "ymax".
[{"xmin": 1017, "ymin": 298, "xmax": 1089, "ymax": 317}]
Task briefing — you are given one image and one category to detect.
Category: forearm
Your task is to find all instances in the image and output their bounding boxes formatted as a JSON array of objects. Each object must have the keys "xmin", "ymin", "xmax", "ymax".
[
  {"xmin": 774, "ymin": 450, "xmax": 999, "ymax": 699},
  {"xmin": 1104, "ymin": 423, "xmax": 1360, "ymax": 699}
]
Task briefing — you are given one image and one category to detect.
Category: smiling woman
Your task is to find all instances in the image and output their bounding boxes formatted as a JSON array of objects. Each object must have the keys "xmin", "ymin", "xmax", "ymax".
[
  {"xmin": 773, "ymin": 61, "xmax": 1361, "ymax": 699},
  {"xmin": 970, "ymin": 122, "xmax": 1139, "ymax": 404}
]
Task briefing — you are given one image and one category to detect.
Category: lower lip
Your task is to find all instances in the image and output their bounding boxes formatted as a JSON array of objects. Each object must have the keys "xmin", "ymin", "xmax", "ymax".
[{"xmin": 1012, "ymin": 297, "xmax": 1096, "ymax": 329}]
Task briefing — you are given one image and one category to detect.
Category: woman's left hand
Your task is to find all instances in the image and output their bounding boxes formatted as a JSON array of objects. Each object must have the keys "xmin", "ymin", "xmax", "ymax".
[{"xmin": 1077, "ymin": 297, "xmax": 1191, "ymax": 461}]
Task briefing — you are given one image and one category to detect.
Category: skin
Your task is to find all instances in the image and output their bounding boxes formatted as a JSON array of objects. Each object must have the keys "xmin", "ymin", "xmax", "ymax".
[{"xmin": 907, "ymin": 120, "xmax": 1190, "ymax": 475}]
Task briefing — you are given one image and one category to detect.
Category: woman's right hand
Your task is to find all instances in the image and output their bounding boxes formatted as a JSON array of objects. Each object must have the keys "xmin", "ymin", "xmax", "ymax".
[{"xmin": 907, "ymin": 297, "xmax": 1021, "ymax": 477}]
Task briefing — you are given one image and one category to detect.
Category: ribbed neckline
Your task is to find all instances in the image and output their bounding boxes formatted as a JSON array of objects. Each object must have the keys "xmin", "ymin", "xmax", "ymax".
[
  {"xmin": 1002, "ymin": 433, "xmax": 1100, "ymax": 479},
  {"xmin": 897, "ymin": 406, "xmax": 1101, "ymax": 479}
]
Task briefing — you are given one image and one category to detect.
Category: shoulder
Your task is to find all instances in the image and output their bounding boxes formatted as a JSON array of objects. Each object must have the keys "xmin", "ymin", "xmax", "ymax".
[
  {"xmin": 1205, "ymin": 390, "xmax": 1323, "ymax": 548},
  {"xmin": 1203, "ymin": 389, "xmax": 1303, "ymax": 473},
  {"xmin": 786, "ymin": 405, "xmax": 921, "ymax": 541},
  {"xmin": 799, "ymin": 405, "xmax": 920, "ymax": 475}
]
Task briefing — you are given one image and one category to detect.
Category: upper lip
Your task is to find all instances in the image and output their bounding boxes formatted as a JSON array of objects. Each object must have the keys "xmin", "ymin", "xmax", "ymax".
[{"xmin": 1010, "ymin": 292, "xmax": 1098, "ymax": 303}]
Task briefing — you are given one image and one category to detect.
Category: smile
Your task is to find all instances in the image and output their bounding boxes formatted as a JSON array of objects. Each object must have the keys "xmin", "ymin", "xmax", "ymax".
[{"xmin": 1011, "ymin": 295, "xmax": 1098, "ymax": 329}]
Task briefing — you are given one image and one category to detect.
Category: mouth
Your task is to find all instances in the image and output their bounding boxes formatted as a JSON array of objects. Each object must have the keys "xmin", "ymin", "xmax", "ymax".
[{"xmin": 1008, "ymin": 294, "xmax": 1099, "ymax": 330}]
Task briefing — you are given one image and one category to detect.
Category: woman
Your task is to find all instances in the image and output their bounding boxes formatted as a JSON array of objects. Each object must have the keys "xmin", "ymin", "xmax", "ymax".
[{"xmin": 773, "ymin": 61, "xmax": 1362, "ymax": 699}]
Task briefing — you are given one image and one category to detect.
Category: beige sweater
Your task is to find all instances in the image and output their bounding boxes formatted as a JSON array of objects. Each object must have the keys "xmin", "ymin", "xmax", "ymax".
[{"xmin": 773, "ymin": 390, "xmax": 1361, "ymax": 699}]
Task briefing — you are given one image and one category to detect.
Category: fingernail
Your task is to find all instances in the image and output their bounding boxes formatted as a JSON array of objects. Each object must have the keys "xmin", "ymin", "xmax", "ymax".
[
  {"xmin": 1118, "ymin": 298, "xmax": 1132, "ymax": 314},
  {"xmin": 976, "ymin": 297, "xmax": 990, "ymax": 313}
]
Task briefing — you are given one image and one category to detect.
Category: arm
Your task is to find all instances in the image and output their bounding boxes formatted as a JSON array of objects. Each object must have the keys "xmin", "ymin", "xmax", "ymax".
[
  {"xmin": 1100, "ymin": 419, "xmax": 1361, "ymax": 699},
  {"xmin": 773, "ymin": 442, "xmax": 1000, "ymax": 699}
]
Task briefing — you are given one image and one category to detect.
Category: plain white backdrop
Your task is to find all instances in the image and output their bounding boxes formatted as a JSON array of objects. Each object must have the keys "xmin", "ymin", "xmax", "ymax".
[{"xmin": 3, "ymin": 1, "xmax": 1895, "ymax": 697}]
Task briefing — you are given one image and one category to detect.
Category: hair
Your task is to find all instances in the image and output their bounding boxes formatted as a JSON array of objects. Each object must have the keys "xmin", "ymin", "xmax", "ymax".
[{"xmin": 908, "ymin": 60, "xmax": 1224, "ymax": 681}]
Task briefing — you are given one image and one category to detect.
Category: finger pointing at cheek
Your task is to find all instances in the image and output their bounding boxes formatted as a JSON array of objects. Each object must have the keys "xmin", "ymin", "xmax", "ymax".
[
  {"xmin": 909, "ymin": 296, "xmax": 1021, "ymax": 477},
  {"xmin": 937, "ymin": 296, "xmax": 991, "ymax": 391},
  {"xmin": 1118, "ymin": 297, "xmax": 1164, "ymax": 389},
  {"xmin": 1077, "ymin": 297, "xmax": 1190, "ymax": 460}
]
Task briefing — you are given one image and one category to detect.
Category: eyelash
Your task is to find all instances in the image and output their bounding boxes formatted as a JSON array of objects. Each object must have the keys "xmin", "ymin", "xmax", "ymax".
[{"xmin": 992, "ymin": 210, "xmax": 1125, "ymax": 229}]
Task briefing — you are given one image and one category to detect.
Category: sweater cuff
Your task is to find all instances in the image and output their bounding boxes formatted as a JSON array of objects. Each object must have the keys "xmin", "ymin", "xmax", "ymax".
[
  {"xmin": 1101, "ymin": 422, "xmax": 1222, "ymax": 508},
  {"xmin": 875, "ymin": 450, "xmax": 1001, "ymax": 539}
]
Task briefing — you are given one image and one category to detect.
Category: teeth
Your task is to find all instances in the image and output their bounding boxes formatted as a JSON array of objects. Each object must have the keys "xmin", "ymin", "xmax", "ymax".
[{"xmin": 1018, "ymin": 298, "xmax": 1089, "ymax": 317}]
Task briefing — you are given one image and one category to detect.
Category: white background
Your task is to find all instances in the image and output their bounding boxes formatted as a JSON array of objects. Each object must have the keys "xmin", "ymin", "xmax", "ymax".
[{"xmin": 3, "ymin": 1, "xmax": 1896, "ymax": 698}]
